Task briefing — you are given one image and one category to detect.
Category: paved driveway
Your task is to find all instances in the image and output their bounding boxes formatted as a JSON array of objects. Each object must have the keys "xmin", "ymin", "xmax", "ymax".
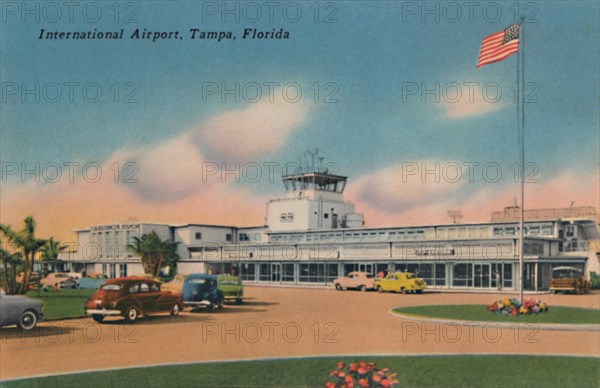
[{"xmin": 1, "ymin": 287, "xmax": 599, "ymax": 380}]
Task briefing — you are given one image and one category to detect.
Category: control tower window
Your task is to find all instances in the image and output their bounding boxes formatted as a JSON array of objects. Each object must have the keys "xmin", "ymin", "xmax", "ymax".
[
  {"xmin": 195, "ymin": 232, "xmax": 202, "ymax": 240},
  {"xmin": 280, "ymin": 212, "xmax": 294, "ymax": 222}
]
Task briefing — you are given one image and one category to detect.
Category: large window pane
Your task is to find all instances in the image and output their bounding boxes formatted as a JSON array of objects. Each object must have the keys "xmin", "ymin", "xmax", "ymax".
[
  {"xmin": 326, "ymin": 263, "xmax": 339, "ymax": 283},
  {"xmin": 452, "ymin": 263, "xmax": 472, "ymax": 287},
  {"xmin": 282, "ymin": 263, "xmax": 295, "ymax": 282},
  {"xmin": 503, "ymin": 264, "xmax": 513, "ymax": 288},
  {"xmin": 435, "ymin": 264, "xmax": 446, "ymax": 286},
  {"xmin": 259, "ymin": 263, "xmax": 271, "ymax": 281}
]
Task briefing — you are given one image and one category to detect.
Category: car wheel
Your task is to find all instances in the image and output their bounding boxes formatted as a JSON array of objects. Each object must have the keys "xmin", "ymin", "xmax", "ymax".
[
  {"xmin": 18, "ymin": 310, "xmax": 38, "ymax": 331},
  {"xmin": 401, "ymin": 287, "xmax": 407, "ymax": 294},
  {"xmin": 416, "ymin": 290, "xmax": 423, "ymax": 294},
  {"xmin": 125, "ymin": 307, "xmax": 140, "ymax": 323},
  {"xmin": 170, "ymin": 303, "xmax": 181, "ymax": 317},
  {"xmin": 359, "ymin": 285, "xmax": 367, "ymax": 292},
  {"xmin": 377, "ymin": 285, "xmax": 383, "ymax": 293},
  {"xmin": 92, "ymin": 314, "xmax": 104, "ymax": 323},
  {"xmin": 335, "ymin": 283, "xmax": 342, "ymax": 291}
]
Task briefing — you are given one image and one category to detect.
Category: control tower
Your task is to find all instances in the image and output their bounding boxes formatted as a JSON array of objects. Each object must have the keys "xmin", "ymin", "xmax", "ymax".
[{"xmin": 267, "ymin": 150, "xmax": 364, "ymax": 232}]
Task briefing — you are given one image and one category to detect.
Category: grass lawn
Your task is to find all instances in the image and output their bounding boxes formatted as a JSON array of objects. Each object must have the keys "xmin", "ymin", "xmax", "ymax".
[
  {"xmin": 4, "ymin": 355, "xmax": 599, "ymax": 387},
  {"xmin": 25, "ymin": 289, "xmax": 96, "ymax": 320},
  {"xmin": 394, "ymin": 305, "xmax": 600, "ymax": 324}
]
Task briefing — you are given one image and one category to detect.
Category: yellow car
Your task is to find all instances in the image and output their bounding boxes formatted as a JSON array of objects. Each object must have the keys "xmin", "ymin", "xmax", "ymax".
[{"xmin": 374, "ymin": 272, "xmax": 426, "ymax": 294}]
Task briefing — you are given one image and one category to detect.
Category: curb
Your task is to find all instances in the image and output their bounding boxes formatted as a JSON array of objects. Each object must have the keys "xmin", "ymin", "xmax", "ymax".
[{"xmin": 389, "ymin": 309, "xmax": 600, "ymax": 332}]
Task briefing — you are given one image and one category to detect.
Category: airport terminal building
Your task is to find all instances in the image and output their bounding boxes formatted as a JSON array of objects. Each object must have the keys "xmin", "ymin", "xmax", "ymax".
[{"xmin": 59, "ymin": 167, "xmax": 600, "ymax": 292}]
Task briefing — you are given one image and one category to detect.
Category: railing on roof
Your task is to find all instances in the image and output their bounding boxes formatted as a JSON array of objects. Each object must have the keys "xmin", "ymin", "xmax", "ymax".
[{"xmin": 491, "ymin": 206, "xmax": 598, "ymax": 223}]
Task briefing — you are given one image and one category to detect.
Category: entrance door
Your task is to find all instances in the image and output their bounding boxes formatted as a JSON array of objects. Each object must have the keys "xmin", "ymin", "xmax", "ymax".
[
  {"xmin": 271, "ymin": 263, "xmax": 281, "ymax": 282},
  {"xmin": 473, "ymin": 264, "xmax": 491, "ymax": 288}
]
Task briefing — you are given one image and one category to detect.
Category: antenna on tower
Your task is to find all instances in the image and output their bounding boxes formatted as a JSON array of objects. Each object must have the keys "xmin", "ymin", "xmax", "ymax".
[{"xmin": 447, "ymin": 210, "xmax": 463, "ymax": 224}]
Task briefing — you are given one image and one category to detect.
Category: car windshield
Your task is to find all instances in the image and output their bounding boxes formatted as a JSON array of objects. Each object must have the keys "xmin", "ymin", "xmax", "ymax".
[
  {"xmin": 188, "ymin": 279, "xmax": 206, "ymax": 284},
  {"xmin": 406, "ymin": 274, "xmax": 415, "ymax": 279},
  {"xmin": 100, "ymin": 284, "xmax": 122, "ymax": 291},
  {"xmin": 219, "ymin": 280, "xmax": 239, "ymax": 285}
]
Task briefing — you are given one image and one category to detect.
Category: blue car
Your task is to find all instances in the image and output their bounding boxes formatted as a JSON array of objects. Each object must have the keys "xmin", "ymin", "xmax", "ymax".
[
  {"xmin": 182, "ymin": 274, "xmax": 224, "ymax": 310},
  {"xmin": 77, "ymin": 274, "xmax": 109, "ymax": 290}
]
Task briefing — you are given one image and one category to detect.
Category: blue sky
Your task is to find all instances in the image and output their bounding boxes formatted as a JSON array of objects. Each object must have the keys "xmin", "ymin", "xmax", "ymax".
[{"xmin": 1, "ymin": 1, "xmax": 598, "ymax": 238}]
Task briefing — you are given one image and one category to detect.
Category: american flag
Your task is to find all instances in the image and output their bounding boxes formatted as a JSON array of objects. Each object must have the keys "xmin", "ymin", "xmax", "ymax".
[{"xmin": 477, "ymin": 24, "xmax": 520, "ymax": 68}]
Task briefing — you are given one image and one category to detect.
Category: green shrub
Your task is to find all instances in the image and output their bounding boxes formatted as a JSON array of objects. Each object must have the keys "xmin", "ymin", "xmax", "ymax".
[{"xmin": 590, "ymin": 272, "xmax": 600, "ymax": 289}]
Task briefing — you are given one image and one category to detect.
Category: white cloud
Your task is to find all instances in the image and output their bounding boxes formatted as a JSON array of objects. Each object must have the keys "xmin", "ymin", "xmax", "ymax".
[
  {"xmin": 442, "ymin": 84, "xmax": 505, "ymax": 119},
  {"xmin": 197, "ymin": 95, "xmax": 310, "ymax": 161}
]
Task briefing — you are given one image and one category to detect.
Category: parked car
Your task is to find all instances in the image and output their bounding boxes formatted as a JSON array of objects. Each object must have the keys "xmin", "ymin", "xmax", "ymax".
[
  {"xmin": 161, "ymin": 274, "xmax": 187, "ymax": 294},
  {"xmin": 217, "ymin": 275, "xmax": 244, "ymax": 304},
  {"xmin": 374, "ymin": 272, "xmax": 427, "ymax": 294},
  {"xmin": 59, "ymin": 278, "xmax": 79, "ymax": 289},
  {"xmin": 84, "ymin": 277, "xmax": 183, "ymax": 323},
  {"xmin": 40, "ymin": 272, "xmax": 72, "ymax": 288},
  {"xmin": 550, "ymin": 266, "xmax": 589, "ymax": 294},
  {"xmin": 333, "ymin": 271, "xmax": 376, "ymax": 291},
  {"xmin": 0, "ymin": 290, "xmax": 44, "ymax": 330},
  {"xmin": 77, "ymin": 274, "xmax": 109, "ymax": 290},
  {"xmin": 182, "ymin": 274, "xmax": 224, "ymax": 310},
  {"xmin": 66, "ymin": 272, "xmax": 83, "ymax": 279}
]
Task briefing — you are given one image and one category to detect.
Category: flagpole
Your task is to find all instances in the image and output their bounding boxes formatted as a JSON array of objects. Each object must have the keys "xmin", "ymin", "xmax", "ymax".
[{"xmin": 518, "ymin": 16, "xmax": 526, "ymax": 303}]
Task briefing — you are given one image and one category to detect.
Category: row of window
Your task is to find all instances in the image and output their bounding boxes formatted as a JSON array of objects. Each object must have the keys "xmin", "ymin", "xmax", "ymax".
[
  {"xmin": 92, "ymin": 231, "xmax": 138, "ymax": 258},
  {"xmin": 194, "ymin": 232, "xmax": 254, "ymax": 242},
  {"xmin": 270, "ymin": 223, "xmax": 556, "ymax": 244},
  {"xmin": 222, "ymin": 261, "xmax": 516, "ymax": 289},
  {"xmin": 101, "ymin": 263, "xmax": 127, "ymax": 278},
  {"xmin": 492, "ymin": 224, "xmax": 554, "ymax": 237}
]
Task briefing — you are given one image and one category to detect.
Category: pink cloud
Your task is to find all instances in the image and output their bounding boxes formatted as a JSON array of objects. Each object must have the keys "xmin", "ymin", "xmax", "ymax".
[{"xmin": 348, "ymin": 167, "xmax": 599, "ymax": 227}]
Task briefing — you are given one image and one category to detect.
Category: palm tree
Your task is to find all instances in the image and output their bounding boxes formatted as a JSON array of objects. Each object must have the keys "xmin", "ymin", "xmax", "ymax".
[
  {"xmin": 0, "ymin": 243, "xmax": 22, "ymax": 294},
  {"xmin": 0, "ymin": 216, "xmax": 46, "ymax": 294},
  {"xmin": 40, "ymin": 237, "xmax": 68, "ymax": 274},
  {"xmin": 127, "ymin": 231, "xmax": 179, "ymax": 277}
]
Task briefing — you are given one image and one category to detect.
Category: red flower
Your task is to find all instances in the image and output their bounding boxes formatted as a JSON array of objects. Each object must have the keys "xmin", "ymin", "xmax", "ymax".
[
  {"xmin": 373, "ymin": 374, "xmax": 382, "ymax": 382},
  {"xmin": 338, "ymin": 362, "xmax": 345, "ymax": 370},
  {"xmin": 380, "ymin": 379, "xmax": 391, "ymax": 387},
  {"xmin": 349, "ymin": 363, "xmax": 357, "ymax": 372},
  {"xmin": 358, "ymin": 379, "xmax": 369, "ymax": 387},
  {"xmin": 325, "ymin": 383, "xmax": 336, "ymax": 388}
]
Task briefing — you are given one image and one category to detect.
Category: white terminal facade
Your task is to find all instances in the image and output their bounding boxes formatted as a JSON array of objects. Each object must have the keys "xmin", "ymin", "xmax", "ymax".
[{"xmin": 59, "ymin": 163, "xmax": 600, "ymax": 292}]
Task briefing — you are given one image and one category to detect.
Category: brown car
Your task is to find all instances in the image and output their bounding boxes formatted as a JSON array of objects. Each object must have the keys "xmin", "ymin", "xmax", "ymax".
[{"xmin": 85, "ymin": 277, "xmax": 183, "ymax": 323}]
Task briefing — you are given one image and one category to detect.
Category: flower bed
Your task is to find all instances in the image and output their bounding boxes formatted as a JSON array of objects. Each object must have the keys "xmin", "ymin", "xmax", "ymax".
[
  {"xmin": 487, "ymin": 298, "xmax": 548, "ymax": 315},
  {"xmin": 326, "ymin": 361, "xmax": 398, "ymax": 388}
]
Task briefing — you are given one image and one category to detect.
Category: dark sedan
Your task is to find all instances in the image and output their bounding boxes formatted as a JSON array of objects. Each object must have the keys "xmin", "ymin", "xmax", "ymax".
[
  {"xmin": 85, "ymin": 277, "xmax": 183, "ymax": 323},
  {"xmin": 182, "ymin": 274, "xmax": 224, "ymax": 310}
]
